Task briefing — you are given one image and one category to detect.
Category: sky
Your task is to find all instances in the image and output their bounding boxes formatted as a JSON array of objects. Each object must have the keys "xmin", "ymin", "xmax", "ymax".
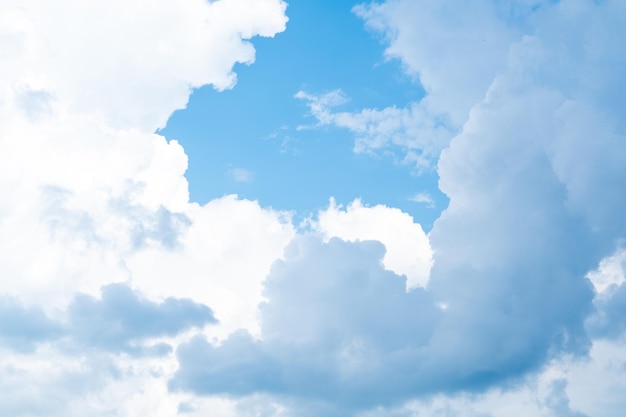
[{"xmin": 0, "ymin": 0, "xmax": 625, "ymax": 416}]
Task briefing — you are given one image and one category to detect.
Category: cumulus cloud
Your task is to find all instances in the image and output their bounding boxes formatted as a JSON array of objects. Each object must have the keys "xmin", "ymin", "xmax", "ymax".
[
  {"xmin": 586, "ymin": 248, "xmax": 626, "ymax": 294},
  {"xmin": 0, "ymin": 283, "xmax": 216, "ymax": 355},
  {"xmin": 171, "ymin": 236, "xmax": 441, "ymax": 411},
  {"xmin": 66, "ymin": 283, "xmax": 217, "ymax": 355},
  {"xmin": 0, "ymin": 297, "xmax": 62, "ymax": 352},
  {"xmin": 170, "ymin": 224, "xmax": 591, "ymax": 414},
  {"xmin": 353, "ymin": 0, "xmax": 518, "ymax": 126},
  {"xmin": 0, "ymin": 0, "xmax": 293, "ymax": 415},
  {"xmin": 171, "ymin": 0, "xmax": 626, "ymax": 414},
  {"xmin": 229, "ymin": 167, "xmax": 254, "ymax": 182},
  {"xmin": 2, "ymin": 0, "xmax": 626, "ymax": 415},
  {"xmin": 295, "ymin": 0, "xmax": 523, "ymax": 168},
  {"xmin": 0, "ymin": 0, "xmax": 288, "ymax": 130},
  {"xmin": 0, "ymin": 0, "xmax": 292, "ymax": 307},
  {"xmin": 409, "ymin": 192, "xmax": 435, "ymax": 208},
  {"xmin": 316, "ymin": 198, "xmax": 433, "ymax": 288}
]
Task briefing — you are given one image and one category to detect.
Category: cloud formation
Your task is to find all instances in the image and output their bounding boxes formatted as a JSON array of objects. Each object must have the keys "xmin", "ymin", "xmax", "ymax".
[
  {"xmin": 66, "ymin": 283, "xmax": 216, "ymax": 355},
  {"xmin": 170, "ymin": 0, "xmax": 626, "ymax": 415},
  {"xmin": 0, "ymin": 0, "xmax": 293, "ymax": 415},
  {"xmin": 172, "ymin": 236, "xmax": 441, "ymax": 411},
  {"xmin": 316, "ymin": 198, "xmax": 433, "ymax": 288},
  {"xmin": 0, "ymin": 296, "xmax": 62, "ymax": 352},
  {"xmin": 1, "ymin": 0, "xmax": 626, "ymax": 415}
]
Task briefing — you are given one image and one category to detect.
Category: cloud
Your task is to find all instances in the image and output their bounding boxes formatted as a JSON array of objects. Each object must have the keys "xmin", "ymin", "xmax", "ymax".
[
  {"xmin": 294, "ymin": 0, "xmax": 525, "ymax": 168},
  {"xmin": 410, "ymin": 192, "xmax": 435, "ymax": 208},
  {"xmin": 171, "ymin": 228, "xmax": 592, "ymax": 413},
  {"xmin": 316, "ymin": 198, "xmax": 433, "ymax": 288},
  {"xmin": 127, "ymin": 196, "xmax": 295, "ymax": 340},
  {"xmin": 0, "ymin": 0, "xmax": 292, "ymax": 308},
  {"xmin": 543, "ymin": 379, "xmax": 589, "ymax": 417},
  {"xmin": 296, "ymin": 90, "xmax": 454, "ymax": 169},
  {"xmin": 172, "ymin": 0, "xmax": 626, "ymax": 414},
  {"xmin": 585, "ymin": 247, "xmax": 626, "ymax": 340},
  {"xmin": 0, "ymin": 296, "xmax": 62, "ymax": 352},
  {"xmin": 1, "ymin": 0, "xmax": 288, "ymax": 131},
  {"xmin": 2, "ymin": 0, "xmax": 626, "ymax": 415},
  {"xmin": 66, "ymin": 283, "xmax": 217, "ymax": 355},
  {"xmin": 229, "ymin": 167, "xmax": 254, "ymax": 183},
  {"xmin": 0, "ymin": 283, "xmax": 216, "ymax": 356},
  {"xmin": 586, "ymin": 248, "xmax": 626, "ymax": 294},
  {"xmin": 171, "ymin": 236, "xmax": 441, "ymax": 411},
  {"xmin": 0, "ymin": 0, "xmax": 294, "ymax": 415},
  {"xmin": 353, "ymin": 0, "xmax": 518, "ymax": 127},
  {"xmin": 587, "ymin": 282, "xmax": 626, "ymax": 341}
]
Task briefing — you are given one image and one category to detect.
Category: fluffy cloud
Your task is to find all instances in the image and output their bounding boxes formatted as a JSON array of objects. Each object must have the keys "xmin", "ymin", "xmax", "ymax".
[
  {"xmin": 354, "ymin": 0, "xmax": 520, "ymax": 126},
  {"xmin": 0, "ymin": 0, "xmax": 288, "ymax": 130},
  {"xmin": 0, "ymin": 0, "xmax": 292, "ymax": 310},
  {"xmin": 296, "ymin": 0, "xmax": 522, "ymax": 167},
  {"xmin": 171, "ymin": 0, "xmax": 626, "ymax": 415},
  {"xmin": 170, "ymin": 213, "xmax": 589, "ymax": 415},
  {"xmin": 171, "ymin": 236, "xmax": 441, "ymax": 412},
  {"xmin": 2, "ymin": 0, "xmax": 626, "ymax": 415},
  {"xmin": 316, "ymin": 198, "xmax": 432, "ymax": 289},
  {"xmin": 0, "ymin": 0, "xmax": 292, "ymax": 415},
  {"xmin": 0, "ymin": 297, "xmax": 62, "ymax": 352},
  {"xmin": 0, "ymin": 283, "xmax": 215, "ymax": 354},
  {"xmin": 66, "ymin": 283, "xmax": 217, "ymax": 355}
]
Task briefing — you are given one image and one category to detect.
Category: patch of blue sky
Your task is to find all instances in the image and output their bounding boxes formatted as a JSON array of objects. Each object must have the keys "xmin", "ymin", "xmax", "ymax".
[{"xmin": 159, "ymin": 0, "xmax": 447, "ymax": 229}]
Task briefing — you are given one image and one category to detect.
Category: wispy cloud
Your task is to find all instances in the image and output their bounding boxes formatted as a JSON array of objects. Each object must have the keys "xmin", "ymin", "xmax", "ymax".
[
  {"xmin": 410, "ymin": 192, "xmax": 435, "ymax": 208},
  {"xmin": 229, "ymin": 167, "xmax": 254, "ymax": 183}
]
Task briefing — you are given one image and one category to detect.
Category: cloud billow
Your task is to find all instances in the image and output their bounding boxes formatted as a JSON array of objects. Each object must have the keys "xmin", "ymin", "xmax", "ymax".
[
  {"xmin": 66, "ymin": 283, "xmax": 217, "ymax": 355},
  {"xmin": 0, "ymin": 296, "xmax": 63, "ymax": 352},
  {"xmin": 0, "ymin": 284, "xmax": 216, "ymax": 357},
  {"xmin": 172, "ymin": 237, "xmax": 441, "ymax": 409},
  {"xmin": 587, "ymin": 281, "xmax": 626, "ymax": 340},
  {"xmin": 171, "ymin": 223, "xmax": 596, "ymax": 413}
]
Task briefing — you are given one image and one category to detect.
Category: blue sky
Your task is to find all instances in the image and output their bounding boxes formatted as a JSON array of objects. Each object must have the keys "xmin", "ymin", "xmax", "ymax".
[
  {"xmin": 160, "ymin": 0, "xmax": 444, "ymax": 227},
  {"xmin": 1, "ymin": 0, "xmax": 626, "ymax": 416}
]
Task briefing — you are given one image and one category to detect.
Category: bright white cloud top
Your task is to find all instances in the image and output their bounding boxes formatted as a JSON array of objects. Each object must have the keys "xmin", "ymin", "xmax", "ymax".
[{"xmin": 1, "ymin": 0, "xmax": 625, "ymax": 416}]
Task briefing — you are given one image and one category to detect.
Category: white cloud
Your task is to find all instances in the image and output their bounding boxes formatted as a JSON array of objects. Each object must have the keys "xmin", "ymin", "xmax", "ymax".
[
  {"xmin": 353, "ymin": 0, "xmax": 518, "ymax": 127},
  {"xmin": 0, "ymin": 0, "xmax": 292, "ymax": 415},
  {"xmin": 296, "ymin": 90, "xmax": 454, "ymax": 170},
  {"xmin": 230, "ymin": 167, "xmax": 254, "ymax": 182},
  {"xmin": 0, "ymin": 0, "xmax": 288, "ymax": 131},
  {"xmin": 316, "ymin": 198, "xmax": 433, "ymax": 289},
  {"xmin": 171, "ymin": 236, "xmax": 442, "ymax": 411},
  {"xmin": 409, "ymin": 192, "xmax": 435, "ymax": 208},
  {"xmin": 0, "ymin": 0, "xmax": 291, "ymax": 311},
  {"xmin": 586, "ymin": 248, "xmax": 626, "ymax": 294},
  {"xmin": 128, "ymin": 196, "xmax": 295, "ymax": 339},
  {"xmin": 295, "ymin": 0, "xmax": 524, "ymax": 168}
]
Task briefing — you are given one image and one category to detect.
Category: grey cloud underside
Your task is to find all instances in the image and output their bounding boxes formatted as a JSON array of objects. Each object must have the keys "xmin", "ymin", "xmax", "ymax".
[
  {"xmin": 66, "ymin": 283, "xmax": 216, "ymax": 354},
  {"xmin": 0, "ymin": 297, "xmax": 63, "ymax": 352},
  {"xmin": 587, "ymin": 281, "xmax": 626, "ymax": 340},
  {"xmin": 171, "ymin": 233, "xmax": 593, "ymax": 410},
  {"xmin": 171, "ymin": 237, "xmax": 440, "ymax": 409},
  {"xmin": 544, "ymin": 379, "xmax": 589, "ymax": 417},
  {"xmin": 0, "ymin": 284, "xmax": 215, "ymax": 355}
]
